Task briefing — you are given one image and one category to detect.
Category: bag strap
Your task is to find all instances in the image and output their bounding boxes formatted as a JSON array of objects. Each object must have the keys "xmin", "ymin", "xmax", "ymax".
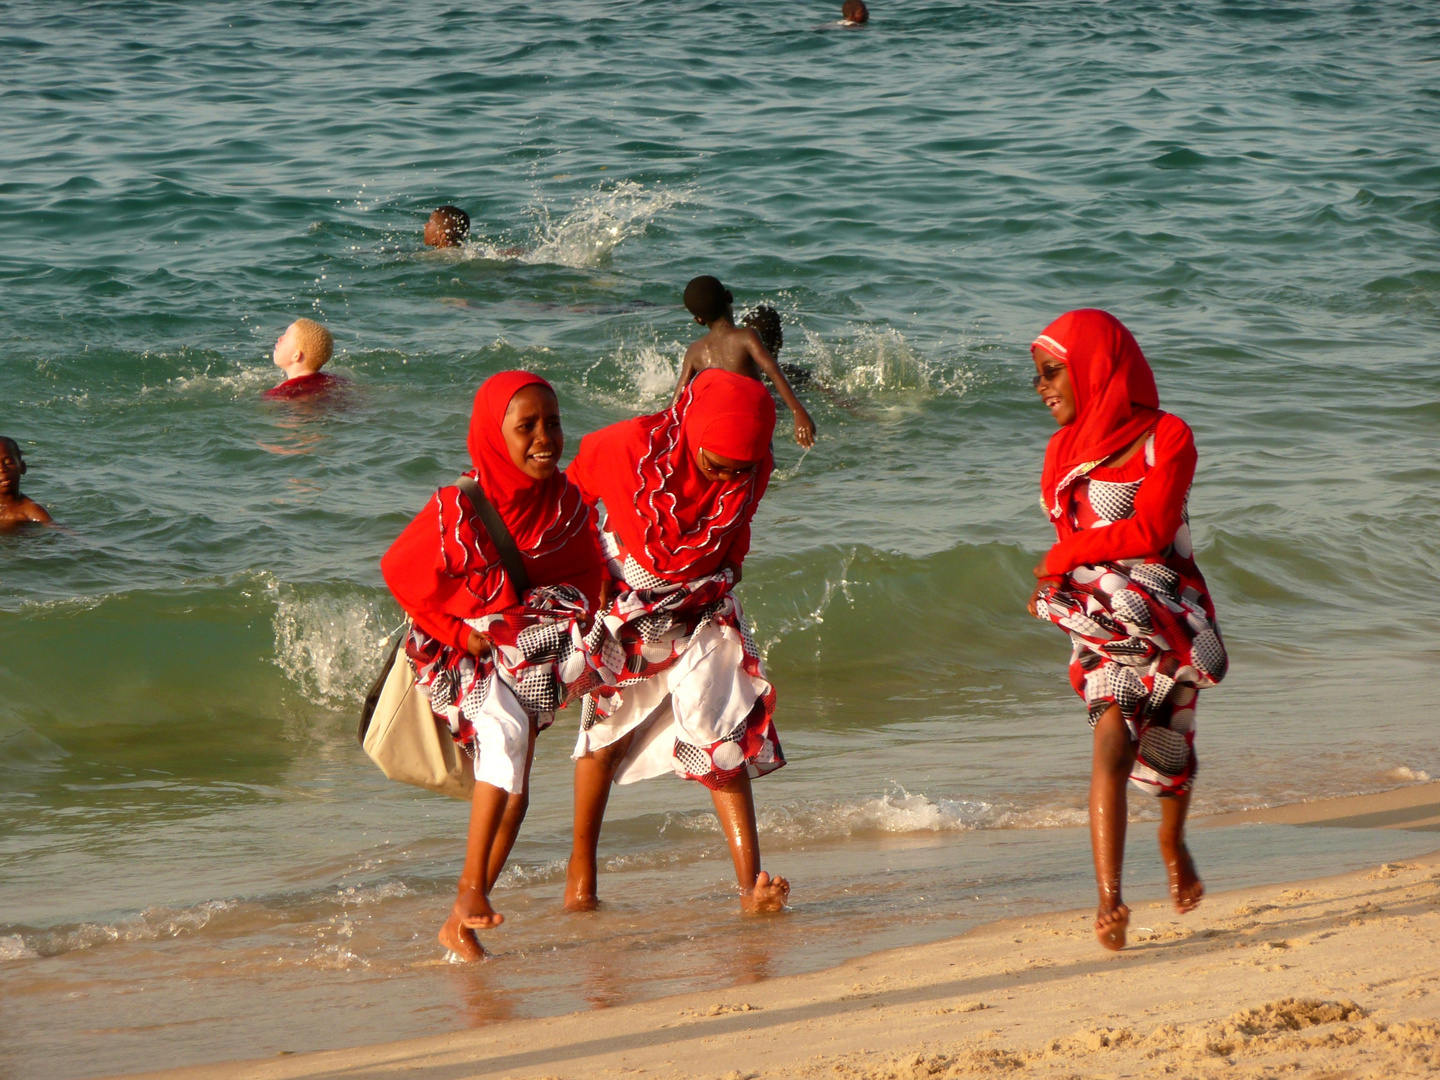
[{"xmin": 454, "ymin": 475, "xmax": 531, "ymax": 595}]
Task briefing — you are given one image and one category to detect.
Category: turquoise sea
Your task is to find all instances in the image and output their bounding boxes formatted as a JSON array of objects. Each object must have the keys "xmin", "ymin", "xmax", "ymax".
[{"xmin": 2, "ymin": 1, "xmax": 1438, "ymax": 1076}]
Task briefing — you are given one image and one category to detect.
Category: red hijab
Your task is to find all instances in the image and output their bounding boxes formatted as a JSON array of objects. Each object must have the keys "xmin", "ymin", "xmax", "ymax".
[
  {"xmin": 1036, "ymin": 309, "xmax": 1161, "ymax": 519},
  {"xmin": 463, "ymin": 370, "xmax": 598, "ymax": 580},
  {"xmin": 570, "ymin": 368, "xmax": 776, "ymax": 580}
]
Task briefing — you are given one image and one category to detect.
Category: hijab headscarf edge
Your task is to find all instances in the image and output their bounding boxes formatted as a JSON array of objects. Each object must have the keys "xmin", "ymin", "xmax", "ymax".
[{"xmin": 1036, "ymin": 309, "xmax": 1161, "ymax": 518}]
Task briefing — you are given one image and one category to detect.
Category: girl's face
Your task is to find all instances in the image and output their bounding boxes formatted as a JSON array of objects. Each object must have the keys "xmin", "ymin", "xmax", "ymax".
[
  {"xmin": 503, "ymin": 385, "xmax": 564, "ymax": 480},
  {"xmin": 695, "ymin": 446, "xmax": 756, "ymax": 483},
  {"xmin": 1033, "ymin": 347, "xmax": 1077, "ymax": 426}
]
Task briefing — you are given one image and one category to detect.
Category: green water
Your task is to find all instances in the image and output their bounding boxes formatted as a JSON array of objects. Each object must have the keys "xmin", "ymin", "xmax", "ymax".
[{"xmin": 1, "ymin": 1, "xmax": 1437, "ymax": 1075}]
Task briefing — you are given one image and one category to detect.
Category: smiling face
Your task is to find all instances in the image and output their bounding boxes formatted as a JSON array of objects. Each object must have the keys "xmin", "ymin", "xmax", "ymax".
[
  {"xmin": 1033, "ymin": 346, "xmax": 1077, "ymax": 426},
  {"xmin": 502, "ymin": 385, "xmax": 563, "ymax": 480},
  {"xmin": 694, "ymin": 446, "xmax": 757, "ymax": 483},
  {"xmin": 0, "ymin": 439, "xmax": 24, "ymax": 497}
]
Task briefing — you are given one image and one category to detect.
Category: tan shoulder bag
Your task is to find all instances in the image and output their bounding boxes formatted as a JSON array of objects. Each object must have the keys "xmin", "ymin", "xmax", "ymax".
[{"xmin": 356, "ymin": 476, "xmax": 531, "ymax": 800}]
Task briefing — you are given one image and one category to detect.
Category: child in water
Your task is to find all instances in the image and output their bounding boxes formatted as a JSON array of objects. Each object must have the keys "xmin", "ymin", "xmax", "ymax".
[
  {"xmin": 675, "ymin": 277, "xmax": 817, "ymax": 448},
  {"xmin": 842, "ymin": 0, "xmax": 869, "ymax": 24},
  {"xmin": 1028, "ymin": 309, "xmax": 1227, "ymax": 952},
  {"xmin": 0, "ymin": 437, "xmax": 52, "ymax": 528},
  {"xmin": 264, "ymin": 318, "xmax": 343, "ymax": 400},
  {"xmin": 424, "ymin": 205, "xmax": 471, "ymax": 248},
  {"xmin": 742, "ymin": 304, "xmax": 812, "ymax": 390}
]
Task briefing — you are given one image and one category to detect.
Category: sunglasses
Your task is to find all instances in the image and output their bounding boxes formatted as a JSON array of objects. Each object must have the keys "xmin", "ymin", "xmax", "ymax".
[
  {"xmin": 1031, "ymin": 363, "xmax": 1066, "ymax": 389},
  {"xmin": 699, "ymin": 449, "xmax": 756, "ymax": 478}
]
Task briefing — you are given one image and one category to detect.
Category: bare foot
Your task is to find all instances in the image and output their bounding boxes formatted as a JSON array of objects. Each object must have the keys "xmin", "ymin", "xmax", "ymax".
[
  {"xmin": 563, "ymin": 856, "xmax": 601, "ymax": 912},
  {"xmin": 1095, "ymin": 903, "xmax": 1129, "ymax": 951},
  {"xmin": 437, "ymin": 911, "xmax": 485, "ymax": 962},
  {"xmin": 740, "ymin": 870, "xmax": 790, "ymax": 913},
  {"xmin": 1162, "ymin": 837, "xmax": 1204, "ymax": 914}
]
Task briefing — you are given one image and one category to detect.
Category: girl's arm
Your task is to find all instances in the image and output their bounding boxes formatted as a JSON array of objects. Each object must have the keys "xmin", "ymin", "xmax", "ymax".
[
  {"xmin": 1042, "ymin": 416, "xmax": 1198, "ymax": 576},
  {"xmin": 746, "ymin": 332, "xmax": 816, "ymax": 448},
  {"xmin": 380, "ymin": 492, "xmax": 492, "ymax": 652}
]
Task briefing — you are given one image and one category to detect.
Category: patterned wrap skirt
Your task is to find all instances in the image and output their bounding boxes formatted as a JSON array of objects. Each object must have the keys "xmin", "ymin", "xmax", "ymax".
[
  {"xmin": 1035, "ymin": 557, "xmax": 1227, "ymax": 797},
  {"xmin": 568, "ymin": 535, "xmax": 785, "ymax": 790},
  {"xmin": 406, "ymin": 584, "xmax": 594, "ymax": 793}
]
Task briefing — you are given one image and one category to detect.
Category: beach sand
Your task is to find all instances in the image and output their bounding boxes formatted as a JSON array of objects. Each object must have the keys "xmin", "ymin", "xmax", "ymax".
[{"xmin": 112, "ymin": 785, "xmax": 1440, "ymax": 1080}]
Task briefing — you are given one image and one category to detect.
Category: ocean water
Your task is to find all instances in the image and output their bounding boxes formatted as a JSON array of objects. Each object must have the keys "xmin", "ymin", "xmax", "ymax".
[{"xmin": 2, "ymin": 0, "xmax": 1438, "ymax": 1076}]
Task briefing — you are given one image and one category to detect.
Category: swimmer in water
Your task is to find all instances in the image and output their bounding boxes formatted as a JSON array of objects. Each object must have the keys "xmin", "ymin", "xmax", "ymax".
[
  {"xmin": 424, "ymin": 205, "xmax": 471, "ymax": 248},
  {"xmin": 842, "ymin": 0, "xmax": 869, "ymax": 24},
  {"xmin": 674, "ymin": 277, "xmax": 816, "ymax": 448},
  {"xmin": 264, "ymin": 318, "xmax": 345, "ymax": 401},
  {"xmin": 0, "ymin": 437, "xmax": 53, "ymax": 528},
  {"xmin": 425, "ymin": 204, "xmax": 526, "ymax": 259},
  {"xmin": 742, "ymin": 304, "xmax": 813, "ymax": 390}
]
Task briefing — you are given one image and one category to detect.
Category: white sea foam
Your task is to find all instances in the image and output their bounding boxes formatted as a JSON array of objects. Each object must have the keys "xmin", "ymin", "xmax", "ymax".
[
  {"xmin": 656, "ymin": 786, "xmax": 1091, "ymax": 846},
  {"xmin": 1385, "ymin": 765, "xmax": 1432, "ymax": 783},
  {"xmin": 582, "ymin": 334, "xmax": 684, "ymax": 409},
  {"xmin": 162, "ymin": 361, "xmax": 274, "ymax": 398},
  {"xmin": 20, "ymin": 900, "xmax": 239, "ymax": 958},
  {"xmin": 799, "ymin": 325, "xmax": 978, "ymax": 405},
  {"xmin": 332, "ymin": 880, "xmax": 412, "ymax": 907},
  {"xmin": 493, "ymin": 859, "xmax": 569, "ymax": 890},
  {"xmin": 0, "ymin": 934, "xmax": 38, "ymax": 961},
  {"xmin": 521, "ymin": 181, "xmax": 689, "ymax": 268},
  {"xmin": 270, "ymin": 583, "xmax": 400, "ymax": 708}
]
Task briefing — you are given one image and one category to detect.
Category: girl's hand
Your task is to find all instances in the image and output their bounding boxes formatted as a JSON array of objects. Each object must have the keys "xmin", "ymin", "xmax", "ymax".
[
  {"xmin": 1028, "ymin": 561, "xmax": 1063, "ymax": 618},
  {"xmin": 466, "ymin": 630, "xmax": 493, "ymax": 659},
  {"xmin": 793, "ymin": 410, "xmax": 816, "ymax": 448},
  {"xmin": 598, "ymin": 575, "xmax": 616, "ymax": 610}
]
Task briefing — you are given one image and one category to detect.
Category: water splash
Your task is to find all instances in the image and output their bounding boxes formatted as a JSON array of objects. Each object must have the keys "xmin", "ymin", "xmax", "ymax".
[
  {"xmin": 521, "ymin": 181, "xmax": 690, "ymax": 268},
  {"xmin": 753, "ymin": 548, "xmax": 857, "ymax": 659},
  {"xmin": 582, "ymin": 332, "xmax": 683, "ymax": 409},
  {"xmin": 799, "ymin": 325, "xmax": 978, "ymax": 404},
  {"xmin": 269, "ymin": 583, "xmax": 400, "ymax": 708}
]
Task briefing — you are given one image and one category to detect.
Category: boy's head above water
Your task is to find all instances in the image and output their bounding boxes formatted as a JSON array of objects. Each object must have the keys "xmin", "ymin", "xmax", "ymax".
[
  {"xmin": 843, "ymin": 0, "xmax": 869, "ymax": 23},
  {"xmin": 0, "ymin": 437, "xmax": 26, "ymax": 492},
  {"xmin": 273, "ymin": 318, "xmax": 334, "ymax": 380},
  {"xmin": 742, "ymin": 305, "xmax": 782, "ymax": 358},
  {"xmin": 424, "ymin": 205, "xmax": 471, "ymax": 248},
  {"xmin": 683, "ymin": 275, "xmax": 733, "ymax": 325}
]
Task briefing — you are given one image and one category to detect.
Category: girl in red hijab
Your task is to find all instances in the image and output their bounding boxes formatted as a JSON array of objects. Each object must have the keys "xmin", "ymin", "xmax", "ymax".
[
  {"xmin": 381, "ymin": 370, "xmax": 604, "ymax": 961},
  {"xmin": 1028, "ymin": 309, "xmax": 1227, "ymax": 952},
  {"xmin": 562, "ymin": 368, "xmax": 790, "ymax": 914}
]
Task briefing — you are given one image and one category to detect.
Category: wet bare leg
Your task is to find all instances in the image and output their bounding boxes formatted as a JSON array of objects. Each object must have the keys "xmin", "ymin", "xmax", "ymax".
[
  {"xmin": 710, "ymin": 771, "xmax": 789, "ymax": 913},
  {"xmin": 564, "ymin": 730, "xmax": 635, "ymax": 912},
  {"xmin": 438, "ymin": 780, "xmax": 510, "ymax": 961},
  {"xmin": 1090, "ymin": 704, "xmax": 1136, "ymax": 951},
  {"xmin": 483, "ymin": 719, "xmax": 540, "ymax": 892},
  {"xmin": 1159, "ymin": 790, "xmax": 1203, "ymax": 913}
]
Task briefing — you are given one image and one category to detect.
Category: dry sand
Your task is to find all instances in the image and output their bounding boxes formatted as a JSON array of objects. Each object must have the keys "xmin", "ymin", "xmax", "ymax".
[{"xmin": 116, "ymin": 785, "xmax": 1440, "ymax": 1080}]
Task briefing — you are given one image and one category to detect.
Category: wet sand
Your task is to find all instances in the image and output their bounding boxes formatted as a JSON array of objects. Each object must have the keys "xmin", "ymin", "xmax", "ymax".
[{"xmin": 109, "ymin": 785, "xmax": 1440, "ymax": 1080}]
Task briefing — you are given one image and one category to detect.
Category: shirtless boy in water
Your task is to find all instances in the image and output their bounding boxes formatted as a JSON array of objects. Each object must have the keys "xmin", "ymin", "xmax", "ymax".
[
  {"xmin": 0, "ymin": 438, "xmax": 53, "ymax": 528},
  {"xmin": 674, "ymin": 276, "xmax": 817, "ymax": 448}
]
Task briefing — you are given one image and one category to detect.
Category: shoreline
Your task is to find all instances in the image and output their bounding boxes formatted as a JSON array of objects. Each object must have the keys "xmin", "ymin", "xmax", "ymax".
[{"xmin": 109, "ymin": 783, "xmax": 1440, "ymax": 1080}]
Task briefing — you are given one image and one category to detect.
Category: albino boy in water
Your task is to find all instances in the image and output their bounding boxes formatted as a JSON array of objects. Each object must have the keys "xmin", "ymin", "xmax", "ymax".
[
  {"xmin": 264, "ymin": 318, "xmax": 342, "ymax": 401},
  {"xmin": 674, "ymin": 276, "xmax": 816, "ymax": 448},
  {"xmin": 0, "ymin": 437, "xmax": 52, "ymax": 528}
]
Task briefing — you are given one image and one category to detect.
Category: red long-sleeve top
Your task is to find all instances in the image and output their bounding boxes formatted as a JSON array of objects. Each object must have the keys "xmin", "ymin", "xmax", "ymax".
[
  {"xmin": 380, "ymin": 483, "xmax": 605, "ymax": 651},
  {"xmin": 1043, "ymin": 412, "xmax": 1197, "ymax": 577}
]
